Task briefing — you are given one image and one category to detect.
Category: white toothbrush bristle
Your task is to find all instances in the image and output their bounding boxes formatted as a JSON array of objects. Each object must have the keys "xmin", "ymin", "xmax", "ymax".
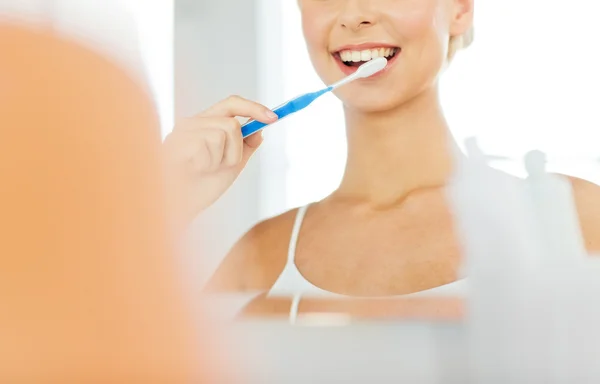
[
  {"xmin": 329, "ymin": 57, "xmax": 389, "ymax": 90},
  {"xmin": 356, "ymin": 57, "xmax": 388, "ymax": 78}
]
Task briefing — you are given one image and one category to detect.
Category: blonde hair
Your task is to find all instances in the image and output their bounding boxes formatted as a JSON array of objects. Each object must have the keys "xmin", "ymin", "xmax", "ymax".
[{"xmin": 448, "ymin": 27, "xmax": 474, "ymax": 61}]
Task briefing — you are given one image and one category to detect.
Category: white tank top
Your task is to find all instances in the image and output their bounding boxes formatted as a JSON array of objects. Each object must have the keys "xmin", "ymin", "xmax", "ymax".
[{"xmin": 267, "ymin": 204, "xmax": 467, "ymax": 323}]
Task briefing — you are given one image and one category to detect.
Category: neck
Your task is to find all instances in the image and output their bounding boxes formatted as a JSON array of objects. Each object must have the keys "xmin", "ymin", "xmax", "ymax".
[{"xmin": 336, "ymin": 87, "xmax": 462, "ymax": 207}]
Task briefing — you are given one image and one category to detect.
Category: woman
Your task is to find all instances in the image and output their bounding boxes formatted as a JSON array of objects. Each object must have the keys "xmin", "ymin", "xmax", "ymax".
[{"xmin": 164, "ymin": 0, "xmax": 600, "ymax": 298}]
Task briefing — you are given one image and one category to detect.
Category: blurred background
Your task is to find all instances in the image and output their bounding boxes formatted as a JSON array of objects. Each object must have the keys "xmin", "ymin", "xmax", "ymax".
[{"xmin": 4, "ymin": 0, "xmax": 600, "ymax": 288}]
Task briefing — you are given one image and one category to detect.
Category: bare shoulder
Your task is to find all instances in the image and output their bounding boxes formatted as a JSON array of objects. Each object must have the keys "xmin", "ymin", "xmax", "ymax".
[
  {"xmin": 203, "ymin": 207, "xmax": 301, "ymax": 293},
  {"xmin": 562, "ymin": 175, "xmax": 600, "ymax": 253}
]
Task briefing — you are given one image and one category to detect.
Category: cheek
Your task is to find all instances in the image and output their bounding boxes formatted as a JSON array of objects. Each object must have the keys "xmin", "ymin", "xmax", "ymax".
[
  {"xmin": 391, "ymin": 6, "xmax": 447, "ymax": 46},
  {"xmin": 301, "ymin": 15, "xmax": 335, "ymax": 81},
  {"xmin": 301, "ymin": 18, "xmax": 321, "ymax": 56},
  {"xmin": 390, "ymin": 7, "xmax": 448, "ymax": 80}
]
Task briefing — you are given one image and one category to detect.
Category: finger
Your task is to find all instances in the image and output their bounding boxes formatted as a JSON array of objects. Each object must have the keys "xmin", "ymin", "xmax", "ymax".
[
  {"xmin": 240, "ymin": 132, "xmax": 265, "ymax": 167},
  {"xmin": 220, "ymin": 118, "xmax": 244, "ymax": 168},
  {"xmin": 163, "ymin": 130, "xmax": 206, "ymax": 167},
  {"xmin": 243, "ymin": 130, "xmax": 263, "ymax": 150},
  {"xmin": 182, "ymin": 117, "xmax": 244, "ymax": 168},
  {"xmin": 199, "ymin": 95, "xmax": 278, "ymax": 124},
  {"xmin": 193, "ymin": 129, "xmax": 227, "ymax": 174}
]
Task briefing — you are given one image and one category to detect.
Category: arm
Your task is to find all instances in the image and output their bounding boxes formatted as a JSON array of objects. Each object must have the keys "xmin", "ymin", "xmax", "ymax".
[
  {"xmin": 568, "ymin": 176, "xmax": 600, "ymax": 253},
  {"xmin": 203, "ymin": 225, "xmax": 265, "ymax": 293},
  {"xmin": 203, "ymin": 211, "xmax": 294, "ymax": 293}
]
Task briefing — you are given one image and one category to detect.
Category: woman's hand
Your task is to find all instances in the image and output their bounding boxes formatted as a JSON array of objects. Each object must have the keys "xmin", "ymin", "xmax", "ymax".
[{"xmin": 163, "ymin": 95, "xmax": 278, "ymax": 226}]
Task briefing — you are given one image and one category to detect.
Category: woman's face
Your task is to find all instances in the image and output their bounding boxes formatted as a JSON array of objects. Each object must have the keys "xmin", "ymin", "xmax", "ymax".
[{"xmin": 298, "ymin": 0, "xmax": 473, "ymax": 113}]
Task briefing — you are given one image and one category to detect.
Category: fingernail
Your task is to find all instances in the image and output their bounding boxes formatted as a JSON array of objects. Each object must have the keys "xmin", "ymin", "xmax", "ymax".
[{"xmin": 266, "ymin": 110, "xmax": 278, "ymax": 120}]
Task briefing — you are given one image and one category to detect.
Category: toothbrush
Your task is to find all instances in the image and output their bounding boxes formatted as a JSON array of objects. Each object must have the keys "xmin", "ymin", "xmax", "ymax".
[{"xmin": 241, "ymin": 57, "xmax": 388, "ymax": 138}]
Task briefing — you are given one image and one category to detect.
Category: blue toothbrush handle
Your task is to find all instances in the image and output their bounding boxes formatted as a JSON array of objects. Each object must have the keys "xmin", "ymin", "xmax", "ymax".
[{"xmin": 241, "ymin": 87, "xmax": 332, "ymax": 138}]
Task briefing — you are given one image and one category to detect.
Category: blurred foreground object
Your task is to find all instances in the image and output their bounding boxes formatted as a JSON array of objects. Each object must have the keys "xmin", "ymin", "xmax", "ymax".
[
  {"xmin": 0, "ymin": 0, "xmax": 146, "ymax": 80},
  {"xmin": 447, "ymin": 139, "xmax": 600, "ymax": 383},
  {"xmin": 0, "ymin": 23, "xmax": 228, "ymax": 382}
]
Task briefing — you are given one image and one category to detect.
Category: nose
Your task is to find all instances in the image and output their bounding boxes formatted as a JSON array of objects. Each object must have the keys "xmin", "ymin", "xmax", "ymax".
[{"xmin": 338, "ymin": 0, "xmax": 378, "ymax": 32}]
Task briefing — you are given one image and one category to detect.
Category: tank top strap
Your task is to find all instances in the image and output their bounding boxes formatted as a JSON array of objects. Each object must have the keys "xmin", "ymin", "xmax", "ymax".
[{"xmin": 287, "ymin": 204, "xmax": 310, "ymax": 264}]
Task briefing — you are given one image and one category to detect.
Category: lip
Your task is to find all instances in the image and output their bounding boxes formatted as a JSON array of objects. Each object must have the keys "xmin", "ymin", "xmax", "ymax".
[
  {"xmin": 331, "ymin": 42, "xmax": 399, "ymax": 53},
  {"xmin": 331, "ymin": 43, "xmax": 401, "ymax": 78}
]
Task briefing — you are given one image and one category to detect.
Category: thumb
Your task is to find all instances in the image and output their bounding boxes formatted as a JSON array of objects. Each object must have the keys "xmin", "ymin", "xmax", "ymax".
[
  {"xmin": 244, "ymin": 129, "xmax": 263, "ymax": 149},
  {"xmin": 240, "ymin": 131, "xmax": 264, "ymax": 165}
]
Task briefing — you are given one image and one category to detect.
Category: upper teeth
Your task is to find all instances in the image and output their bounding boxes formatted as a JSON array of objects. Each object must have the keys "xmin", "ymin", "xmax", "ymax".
[{"xmin": 339, "ymin": 48, "xmax": 398, "ymax": 62}]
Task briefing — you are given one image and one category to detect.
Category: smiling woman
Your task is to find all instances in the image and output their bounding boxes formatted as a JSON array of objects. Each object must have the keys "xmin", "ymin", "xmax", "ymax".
[
  {"xmin": 281, "ymin": 2, "xmax": 600, "ymax": 207},
  {"xmin": 296, "ymin": 0, "xmax": 473, "ymax": 114},
  {"xmin": 281, "ymin": 3, "xmax": 475, "ymax": 209},
  {"xmin": 175, "ymin": 0, "xmax": 600, "ymax": 315},
  {"xmin": 202, "ymin": 0, "xmax": 477, "ymax": 297}
]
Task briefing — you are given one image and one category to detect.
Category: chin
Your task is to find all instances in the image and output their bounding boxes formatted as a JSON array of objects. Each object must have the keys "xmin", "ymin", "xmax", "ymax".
[{"xmin": 336, "ymin": 89, "xmax": 420, "ymax": 114}]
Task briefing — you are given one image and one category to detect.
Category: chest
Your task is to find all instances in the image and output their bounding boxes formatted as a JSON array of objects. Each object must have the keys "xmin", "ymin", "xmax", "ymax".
[{"xmin": 293, "ymin": 205, "xmax": 463, "ymax": 296}]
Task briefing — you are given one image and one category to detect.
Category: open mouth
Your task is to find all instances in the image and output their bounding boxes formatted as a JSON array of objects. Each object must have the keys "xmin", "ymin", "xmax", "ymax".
[{"xmin": 333, "ymin": 46, "xmax": 401, "ymax": 76}]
